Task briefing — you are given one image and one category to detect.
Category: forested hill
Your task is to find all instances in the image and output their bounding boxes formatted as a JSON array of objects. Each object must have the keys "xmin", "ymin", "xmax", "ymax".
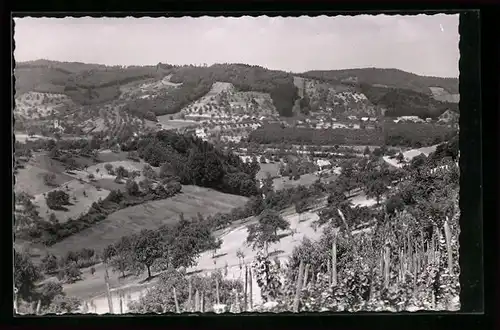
[
  {"xmin": 168, "ymin": 64, "xmax": 299, "ymax": 117},
  {"xmin": 299, "ymin": 68, "xmax": 459, "ymax": 95},
  {"xmin": 14, "ymin": 60, "xmax": 458, "ymax": 119}
]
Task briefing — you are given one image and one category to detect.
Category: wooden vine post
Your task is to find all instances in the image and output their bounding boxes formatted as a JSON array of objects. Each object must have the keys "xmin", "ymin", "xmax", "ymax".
[
  {"xmin": 14, "ymin": 287, "xmax": 18, "ymax": 314},
  {"xmin": 293, "ymin": 260, "xmax": 305, "ymax": 313},
  {"xmin": 104, "ymin": 262, "xmax": 114, "ymax": 314},
  {"xmin": 188, "ymin": 277, "xmax": 193, "ymax": 312},
  {"xmin": 383, "ymin": 243, "xmax": 390, "ymax": 289},
  {"xmin": 215, "ymin": 277, "xmax": 220, "ymax": 305},
  {"xmin": 173, "ymin": 287, "xmax": 180, "ymax": 313},
  {"xmin": 194, "ymin": 290, "xmax": 200, "ymax": 312},
  {"xmin": 248, "ymin": 267, "xmax": 253, "ymax": 311},
  {"xmin": 444, "ymin": 218, "xmax": 453, "ymax": 275},
  {"xmin": 235, "ymin": 290, "xmax": 240, "ymax": 313},
  {"xmin": 327, "ymin": 260, "xmax": 332, "ymax": 286},
  {"xmin": 35, "ymin": 300, "xmax": 41, "ymax": 315},
  {"xmin": 303, "ymin": 263, "xmax": 310, "ymax": 288},
  {"xmin": 119, "ymin": 291, "xmax": 124, "ymax": 314},
  {"xmin": 331, "ymin": 229, "xmax": 338, "ymax": 286},
  {"xmin": 244, "ymin": 265, "xmax": 248, "ymax": 311}
]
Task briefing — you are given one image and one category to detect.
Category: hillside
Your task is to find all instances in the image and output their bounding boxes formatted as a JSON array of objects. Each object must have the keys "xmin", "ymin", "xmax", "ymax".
[
  {"xmin": 14, "ymin": 61, "xmax": 458, "ymax": 123},
  {"xmin": 46, "ymin": 185, "xmax": 249, "ymax": 255},
  {"xmin": 360, "ymin": 84, "xmax": 459, "ymax": 118},
  {"xmin": 300, "ymin": 68, "xmax": 459, "ymax": 95},
  {"xmin": 293, "ymin": 76, "xmax": 380, "ymax": 117},
  {"xmin": 294, "ymin": 69, "xmax": 459, "ymax": 119},
  {"xmin": 180, "ymin": 82, "xmax": 278, "ymax": 119}
]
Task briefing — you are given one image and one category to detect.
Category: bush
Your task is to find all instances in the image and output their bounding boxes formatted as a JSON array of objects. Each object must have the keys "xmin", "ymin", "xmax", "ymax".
[
  {"xmin": 104, "ymin": 163, "xmax": 113, "ymax": 174},
  {"xmin": 64, "ymin": 264, "xmax": 82, "ymax": 283},
  {"xmin": 43, "ymin": 173, "xmax": 57, "ymax": 187},
  {"xmin": 45, "ymin": 190, "xmax": 71, "ymax": 210}
]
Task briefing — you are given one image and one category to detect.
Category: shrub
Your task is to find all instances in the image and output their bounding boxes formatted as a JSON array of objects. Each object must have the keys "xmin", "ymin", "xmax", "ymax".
[
  {"xmin": 45, "ymin": 190, "xmax": 71, "ymax": 210},
  {"xmin": 43, "ymin": 173, "xmax": 57, "ymax": 187},
  {"xmin": 64, "ymin": 264, "xmax": 82, "ymax": 283}
]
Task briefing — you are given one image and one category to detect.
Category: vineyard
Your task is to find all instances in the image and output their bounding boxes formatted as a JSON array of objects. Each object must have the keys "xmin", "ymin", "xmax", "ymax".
[{"xmin": 85, "ymin": 160, "xmax": 459, "ymax": 314}]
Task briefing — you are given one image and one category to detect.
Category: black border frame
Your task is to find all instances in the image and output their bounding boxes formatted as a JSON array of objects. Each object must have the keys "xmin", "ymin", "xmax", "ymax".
[{"xmin": 2, "ymin": 3, "xmax": 496, "ymax": 330}]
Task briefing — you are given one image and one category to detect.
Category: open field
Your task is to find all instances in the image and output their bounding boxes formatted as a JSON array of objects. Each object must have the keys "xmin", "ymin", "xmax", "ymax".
[
  {"xmin": 47, "ymin": 185, "xmax": 249, "ymax": 256},
  {"xmin": 32, "ymin": 180, "xmax": 111, "ymax": 223},
  {"xmin": 273, "ymin": 173, "xmax": 321, "ymax": 191},
  {"xmin": 256, "ymin": 163, "xmax": 280, "ymax": 180},
  {"xmin": 156, "ymin": 118, "xmax": 199, "ymax": 130},
  {"xmin": 75, "ymin": 160, "xmax": 151, "ymax": 182},
  {"xmin": 14, "ymin": 152, "xmax": 78, "ymax": 195},
  {"xmin": 14, "ymin": 164, "xmax": 74, "ymax": 196},
  {"xmin": 96, "ymin": 150, "xmax": 130, "ymax": 163}
]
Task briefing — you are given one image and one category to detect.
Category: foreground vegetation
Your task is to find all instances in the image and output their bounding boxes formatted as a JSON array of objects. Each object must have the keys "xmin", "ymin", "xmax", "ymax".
[
  {"xmin": 121, "ymin": 141, "xmax": 460, "ymax": 313},
  {"xmin": 14, "ymin": 134, "xmax": 459, "ymax": 313}
]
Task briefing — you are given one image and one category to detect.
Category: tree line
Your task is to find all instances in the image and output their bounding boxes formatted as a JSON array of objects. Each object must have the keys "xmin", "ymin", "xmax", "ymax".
[
  {"xmin": 122, "ymin": 130, "xmax": 261, "ymax": 197},
  {"xmin": 248, "ymin": 123, "xmax": 457, "ymax": 148}
]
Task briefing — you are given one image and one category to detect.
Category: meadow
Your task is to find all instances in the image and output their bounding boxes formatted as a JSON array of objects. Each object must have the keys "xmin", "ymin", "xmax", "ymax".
[{"xmin": 47, "ymin": 185, "xmax": 249, "ymax": 256}]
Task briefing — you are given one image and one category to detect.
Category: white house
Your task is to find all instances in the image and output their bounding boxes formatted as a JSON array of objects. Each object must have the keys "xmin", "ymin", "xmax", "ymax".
[
  {"xmin": 347, "ymin": 115, "xmax": 358, "ymax": 121},
  {"xmin": 395, "ymin": 116, "xmax": 425, "ymax": 123},
  {"xmin": 316, "ymin": 159, "xmax": 332, "ymax": 170},
  {"xmin": 361, "ymin": 117, "xmax": 369, "ymax": 122},
  {"xmin": 195, "ymin": 129, "xmax": 207, "ymax": 139}
]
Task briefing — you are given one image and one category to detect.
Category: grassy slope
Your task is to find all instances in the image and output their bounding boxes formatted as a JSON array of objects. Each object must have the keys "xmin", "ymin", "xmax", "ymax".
[{"xmin": 46, "ymin": 185, "xmax": 249, "ymax": 256}]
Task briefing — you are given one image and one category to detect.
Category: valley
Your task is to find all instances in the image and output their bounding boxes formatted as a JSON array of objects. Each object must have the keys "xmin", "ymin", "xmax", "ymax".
[{"xmin": 13, "ymin": 59, "xmax": 460, "ymax": 315}]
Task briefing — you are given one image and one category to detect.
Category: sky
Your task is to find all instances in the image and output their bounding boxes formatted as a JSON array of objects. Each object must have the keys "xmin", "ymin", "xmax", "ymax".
[{"xmin": 13, "ymin": 14, "xmax": 459, "ymax": 78}]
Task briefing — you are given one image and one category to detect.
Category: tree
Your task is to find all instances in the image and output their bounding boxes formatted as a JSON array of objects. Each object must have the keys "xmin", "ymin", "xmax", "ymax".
[
  {"xmin": 261, "ymin": 172, "xmax": 274, "ymax": 197},
  {"xmin": 64, "ymin": 264, "xmax": 82, "ymax": 283},
  {"xmin": 38, "ymin": 281, "xmax": 64, "ymax": 309},
  {"xmin": 48, "ymin": 147, "xmax": 60, "ymax": 159},
  {"xmin": 44, "ymin": 295, "xmax": 82, "ymax": 314},
  {"xmin": 45, "ymin": 190, "xmax": 70, "ymax": 210},
  {"xmin": 125, "ymin": 179, "xmax": 140, "ymax": 196},
  {"xmin": 142, "ymin": 164, "xmax": 157, "ymax": 180},
  {"xmin": 104, "ymin": 163, "xmax": 114, "ymax": 174},
  {"xmin": 396, "ymin": 152, "xmax": 405, "ymax": 163},
  {"xmin": 365, "ymin": 178, "xmax": 388, "ymax": 205},
  {"xmin": 363, "ymin": 146, "xmax": 371, "ymax": 157},
  {"xmin": 43, "ymin": 173, "xmax": 57, "ymax": 187},
  {"xmin": 41, "ymin": 254, "xmax": 59, "ymax": 275},
  {"xmin": 133, "ymin": 230, "xmax": 163, "ymax": 279},
  {"xmin": 246, "ymin": 209, "xmax": 290, "ymax": 254},
  {"xmin": 116, "ymin": 166, "xmax": 129, "ymax": 179},
  {"xmin": 259, "ymin": 155, "xmax": 267, "ymax": 164},
  {"xmin": 372, "ymin": 147, "xmax": 383, "ymax": 157},
  {"xmin": 127, "ymin": 150, "xmax": 140, "ymax": 162},
  {"xmin": 49, "ymin": 213, "xmax": 59, "ymax": 224},
  {"xmin": 410, "ymin": 153, "xmax": 428, "ymax": 169},
  {"xmin": 385, "ymin": 195, "xmax": 405, "ymax": 215},
  {"xmin": 14, "ymin": 250, "xmax": 42, "ymax": 302},
  {"xmin": 109, "ymin": 251, "xmax": 134, "ymax": 278}
]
